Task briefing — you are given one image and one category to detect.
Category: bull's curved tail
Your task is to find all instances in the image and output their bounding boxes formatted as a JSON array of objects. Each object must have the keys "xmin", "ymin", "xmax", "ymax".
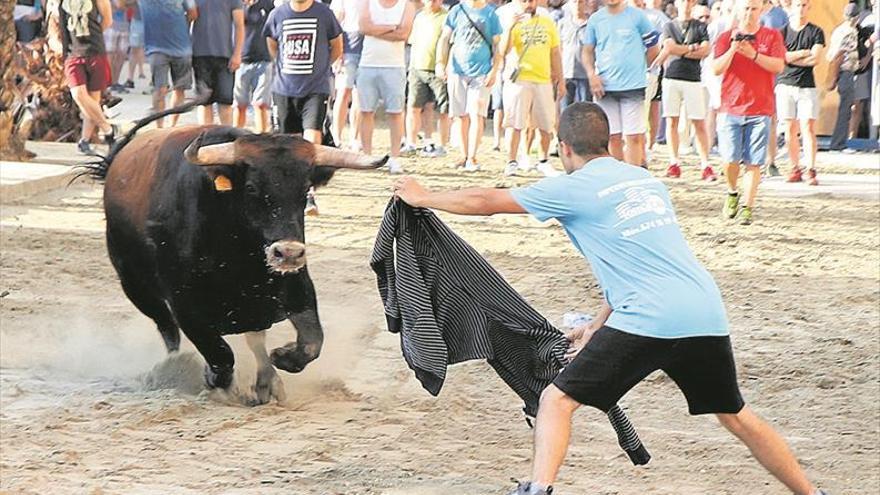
[{"xmin": 78, "ymin": 92, "xmax": 210, "ymax": 181}]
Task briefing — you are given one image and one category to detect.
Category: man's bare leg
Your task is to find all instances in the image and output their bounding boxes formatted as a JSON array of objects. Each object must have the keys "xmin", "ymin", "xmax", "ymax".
[
  {"xmin": 359, "ymin": 111, "xmax": 375, "ymax": 155},
  {"xmin": 493, "ymin": 109, "xmax": 504, "ymax": 150},
  {"xmin": 198, "ymin": 104, "xmax": 213, "ymax": 125},
  {"xmin": 255, "ymin": 106, "xmax": 271, "ymax": 133},
  {"xmin": 717, "ymin": 406, "xmax": 816, "ymax": 495},
  {"xmin": 388, "ymin": 111, "xmax": 404, "ymax": 159},
  {"xmin": 217, "ymin": 104, "xmax": 233, "ymax": 126},
  {"xmin": 406, "ymin": 106, "xmax": 423, "ymax": 146},
  {"xmin": 800, "ymin": 119, "xmax": 817, "ymax": 171},
  {"xmin": 667, "ymin": 115, "xmax": 681, "ymax": 163},
  {"xmin": 71, "ymin": 85, "xmax": 112, "ymax": 134},
  {"xmin": 467, "ymin": 114, "xmax": 484, "ymax": 163},
  {"xmin": 725, "ymin": 162, "xmax": 741, "ymax": 192},
  {"xmin": 169, "ymin": 89, "xmax": 185, "ymax": 127},
  {"xmin": 786, "ymin": 119, "xmax": 800, "ymax": 169},
  {"xmin": 333, "ymin": 87, "xmax": 352, "ymax": 143},
  {"xmin": 692, "ymin": 119, "xmax": 711, "ymax": 167},
  {"xmin": 153, "ymin": 86, "xmax": 168, "ymax": 128},
  {"xmin": 624, "ymin": 133, "xmax": 645, "ymax": 166},
  {"xmin": 458, "ymin": 115, "xmax": 471, "ymax": 164},
  {"xmin": 234, "ymin": 104, "xmax": 249, "ymax": 128},
  {"xmin": 608, "ymin": 133, "xmax": 624, "ymax": 161},
  {"xmin": 741, "ymin": 164, "xmax": 761, "ymax": 208},
  {"xmin": 530, "ymin": 385, "xmax": 581, "ymax": 488}
]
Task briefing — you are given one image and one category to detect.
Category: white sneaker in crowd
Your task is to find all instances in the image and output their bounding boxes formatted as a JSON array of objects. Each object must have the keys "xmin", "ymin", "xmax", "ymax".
[
  {"xmin": 387, "ymin": 157, "xmax": 405, "ymax": 174},
  {"xmin": 536, "ymin": 160, "xmax": 562, "ymax": 177},
  {"xmin": 503, "ymin": 161, "xmax": 519, "ymax": 177},
  {"xmin": 463, "ymin": 160, "xmax": 481, "ymax": 172},
  {"xmin": 517, "ymin": 152, "xmax": 531, "ymax": 171}
]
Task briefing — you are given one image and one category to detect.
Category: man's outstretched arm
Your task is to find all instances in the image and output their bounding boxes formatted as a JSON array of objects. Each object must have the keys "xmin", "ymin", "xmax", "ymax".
[{"xmin": 393, "ymin": 177, "xmax": 526, "ymax": 216}]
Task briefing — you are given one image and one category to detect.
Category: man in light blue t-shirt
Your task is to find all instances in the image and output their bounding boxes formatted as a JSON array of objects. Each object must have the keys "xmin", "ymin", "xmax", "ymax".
[
  {"xmin": 580, "ymin": 0, "xmax": 658, "ymax": 167},
  {"xmin": 435, "ymin": 0, "xmax": 503, "ymax": 171},
  {"xmin": 392, "ymin": 103, "xmax": 825, "ymax": 495}
]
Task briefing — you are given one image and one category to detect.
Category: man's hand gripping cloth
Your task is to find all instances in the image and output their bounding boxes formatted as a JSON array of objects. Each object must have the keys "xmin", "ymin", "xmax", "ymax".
[{"xmin": 370, "ymin": 200, "xmax": 650, "ymax": 465}]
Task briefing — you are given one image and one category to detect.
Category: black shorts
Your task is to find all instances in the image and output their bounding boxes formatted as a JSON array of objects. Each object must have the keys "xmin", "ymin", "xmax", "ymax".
[
  {"xmin": 554, "ymin": 326, "xmax": 745, "ymax": 415},
  {"xmin": 272, "ymin": 93, "xmax": 328, "ymax": 134},
  {"xmin": 407, "ymin": 69, "xmax": 449, "ymax": 113},
  {"xmin": 192, "ymin": 56, "xmax": 235, "ymax": 105}
]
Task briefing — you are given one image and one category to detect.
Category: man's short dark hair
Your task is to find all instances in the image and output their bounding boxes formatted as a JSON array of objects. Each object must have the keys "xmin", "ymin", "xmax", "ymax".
[{"xmin": 558, "ymin": 102, "xmax": 610, "ymax": 157}]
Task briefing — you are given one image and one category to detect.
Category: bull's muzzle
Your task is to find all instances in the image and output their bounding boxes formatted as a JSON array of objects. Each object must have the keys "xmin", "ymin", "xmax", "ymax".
[{"xmin": 265, "ymin": 241, "xmax": 307, "ymax": 274}]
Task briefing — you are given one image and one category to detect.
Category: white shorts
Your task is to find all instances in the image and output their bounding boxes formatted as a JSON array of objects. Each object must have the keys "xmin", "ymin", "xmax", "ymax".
[
  {"xmin": 596, "ymin": 89, "xmax": 647, "ymax": 136},
  {"xmin": 448, "ymin": 73, "xmax": 491, "ymax": 118},
  {"xmin": 502, "ymin": 81, "xmax": 556, "ymax": 132},
  {"xmin": 705, "ymin": 75, "xmax": 722, "ymax": 110},
  {"xmin": 662, "ymin": 79, "xmax": 706, "ymax": 120},
  {"xmin": 775, "ymin": 84, "xmax": 819, "ymax": 121}
]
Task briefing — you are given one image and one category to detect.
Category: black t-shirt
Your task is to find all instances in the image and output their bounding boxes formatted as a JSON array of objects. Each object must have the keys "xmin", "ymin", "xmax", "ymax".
[
  {"xmin": 777, "ymin": 23, "xmax": 824, "ymax": 88},
  {"xmin": 58, "ymin": 0, "xmax": 106, "ymax": 57},
  {"xmin": 856, "ymin": 24, "xmax": 873, "ymax": 75},
  {"xmin": 662, "ymin": 19, "xmax": 709, "ymax": 82},
  {"xmin": 242, "ymin": 0, "xmax": 275, "ymax": 63}
]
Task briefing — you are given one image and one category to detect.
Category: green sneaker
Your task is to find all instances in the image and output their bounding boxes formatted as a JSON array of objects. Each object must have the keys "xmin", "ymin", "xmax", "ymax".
[
  {"xmin": 738, "ymin": 206, "xmax": 753, "ymax": 225},
  {"xmin": 723, "ymin": 193, "xmax": 740, "ymax": 219}
]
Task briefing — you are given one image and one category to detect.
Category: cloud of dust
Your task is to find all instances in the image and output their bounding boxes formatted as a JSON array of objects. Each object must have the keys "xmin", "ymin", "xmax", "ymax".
[{"xmin": 0, "ymin": 298, "xmax": 381, "ymax": 405}]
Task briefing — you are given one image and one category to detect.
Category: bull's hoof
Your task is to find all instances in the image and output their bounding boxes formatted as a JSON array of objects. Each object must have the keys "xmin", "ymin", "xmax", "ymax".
[
  {"xmin": 270, "ymin": 343, "xmax": 319, "ymax": 373},
  {"xmin": 246, "ymin": 367, "xmax": 287, "ymax": 406},
  {"xmin": 204, "ymin": 364, "xmax": 234, "ymax": 389}
]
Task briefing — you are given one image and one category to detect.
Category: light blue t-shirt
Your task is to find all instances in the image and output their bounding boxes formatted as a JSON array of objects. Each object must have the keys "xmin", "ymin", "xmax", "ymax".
[
  {"xmin": 510, "ymin": 157, "xmax": 729, "ymax": 339},
  {"xmin": 580, "ymin": 6, "xmax": 653, "ymax": 91},
  {"xmin": 139, "ymin": 0, "xmax": 197, "ymax": 57},
  {"xmin": 445, "ymin": 3, "xmax": 503, "ymax": 77}
]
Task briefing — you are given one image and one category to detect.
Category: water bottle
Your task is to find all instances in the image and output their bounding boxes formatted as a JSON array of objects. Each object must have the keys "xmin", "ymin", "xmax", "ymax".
[{"xmin": 562, "ymin": 312, "xmax": 593, "ymax": 328}]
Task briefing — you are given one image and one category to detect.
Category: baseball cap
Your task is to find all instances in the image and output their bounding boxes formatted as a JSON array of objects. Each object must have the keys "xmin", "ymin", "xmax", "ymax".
[{"xmin": 844, "ymin": 2, "xmax": 859, "ymax": 18}]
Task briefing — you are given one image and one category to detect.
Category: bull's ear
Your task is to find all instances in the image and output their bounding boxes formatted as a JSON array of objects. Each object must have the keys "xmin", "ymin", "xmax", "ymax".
[{"xmin": 310, "ymin": 166, "xmax": 337, "ymax": 188}]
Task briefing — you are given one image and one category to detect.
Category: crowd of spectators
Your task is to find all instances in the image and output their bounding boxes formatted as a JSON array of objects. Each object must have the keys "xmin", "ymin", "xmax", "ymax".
[{"xmin": 12, "ymin": 0, "xmax": 880, "ymax": 223}]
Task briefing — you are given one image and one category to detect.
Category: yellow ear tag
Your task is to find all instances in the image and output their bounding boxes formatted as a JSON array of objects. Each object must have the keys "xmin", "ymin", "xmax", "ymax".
[{"xmin": 214, "ymin": 175, "xmax": 233, "ymax": 192}]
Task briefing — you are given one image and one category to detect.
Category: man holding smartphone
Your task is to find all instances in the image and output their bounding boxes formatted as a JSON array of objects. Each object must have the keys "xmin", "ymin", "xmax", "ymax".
[{"xmin": 713, "ymin": 0, "xmax": 785, "ymax": 225}]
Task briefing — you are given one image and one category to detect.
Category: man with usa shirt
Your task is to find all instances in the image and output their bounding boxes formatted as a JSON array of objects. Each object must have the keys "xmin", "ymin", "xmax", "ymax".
[{"xmin": 393, "ymin": 103, "xmax": 826, "ymax": 495}]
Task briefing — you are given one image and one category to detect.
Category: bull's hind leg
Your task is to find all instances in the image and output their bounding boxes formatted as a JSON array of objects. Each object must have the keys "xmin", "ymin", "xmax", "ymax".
[
  {"xmin": 181, "ymin": 328, "xmax": 235, "ymax": 390},
  {"xmin": 117, "ymin": 271, "xmax": 181, "ymax": 353},
  {"xmin": 245, "ymin": 331, "xmax": 287, "ymax": 405}
]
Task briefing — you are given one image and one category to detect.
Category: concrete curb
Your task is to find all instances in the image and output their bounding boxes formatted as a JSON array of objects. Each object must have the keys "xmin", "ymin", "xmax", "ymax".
[{"xmin": 0, "ymin": 162, "xmax": 84, "ymax": 203}]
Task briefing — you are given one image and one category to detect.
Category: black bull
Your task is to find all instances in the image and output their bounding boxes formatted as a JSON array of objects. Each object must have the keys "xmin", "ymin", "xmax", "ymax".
[{"xmin": 87, "ymin": 100, "xmax": 387, "ymax": 403}]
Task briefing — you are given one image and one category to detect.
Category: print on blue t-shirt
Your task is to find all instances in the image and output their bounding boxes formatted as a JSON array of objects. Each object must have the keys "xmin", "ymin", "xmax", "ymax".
[
  {"xmin": 139, "ymin": 0, "xmax": 196, "ymax": 58},
  {"xmin": 445, "ymin": 3, "xmax": 502, "ymax": 77},
  {"xmin": 510, "ymin": 157, "xmax": 729, "ymax": 339},
  {"xmin": 580, "ymin": 6, "xmax": 653, "ymax": 91},
  {"xmin": 263, "ymin": 1, "xmax": 342, "ymax": 97}
]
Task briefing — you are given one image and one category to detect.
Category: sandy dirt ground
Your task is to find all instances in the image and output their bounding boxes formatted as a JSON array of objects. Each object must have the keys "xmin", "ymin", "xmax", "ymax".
[{"xmin": 1, "ymin": 141, "xmax": 879, "ymax": 495}]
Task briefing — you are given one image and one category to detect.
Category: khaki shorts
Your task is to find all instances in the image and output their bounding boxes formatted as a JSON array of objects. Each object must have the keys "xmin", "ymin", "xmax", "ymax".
[
  {"xmin": 502, "ymin": 81, "xmax": 556, "ymax": 132},
  {"xmin": 448, "ymin": 73, "xmax": 491, "ymax": 118},
  {"xmin": 662, "ymin": 79, "xmax": 706, "ymax": 120}
]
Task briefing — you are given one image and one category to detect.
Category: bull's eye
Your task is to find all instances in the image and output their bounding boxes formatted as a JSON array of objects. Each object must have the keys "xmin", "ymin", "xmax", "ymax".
[{"xmin": 245, "ymin": 183, "xmax": 259, "ymax": 196}]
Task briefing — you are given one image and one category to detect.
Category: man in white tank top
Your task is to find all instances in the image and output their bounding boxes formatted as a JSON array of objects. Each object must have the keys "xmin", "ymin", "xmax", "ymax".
[{"xmin": 357, "ymin": 0, "xmax": 417, "ymax": 174}]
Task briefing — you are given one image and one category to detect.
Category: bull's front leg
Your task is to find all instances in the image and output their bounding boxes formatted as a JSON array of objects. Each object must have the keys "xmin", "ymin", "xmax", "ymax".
[
  {"xmin": 271, "ymin": 271, "xmax": 324, "ymax": 373},
  {"xmin": 271, "ymin": 308, "xmax": 324, "ymax": 373}
]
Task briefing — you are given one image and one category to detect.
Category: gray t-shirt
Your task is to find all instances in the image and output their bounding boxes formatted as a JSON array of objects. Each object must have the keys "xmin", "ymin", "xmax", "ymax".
[
  {"xmin": 191, "ymin": 0, "xmax": 243, "ymax": 58},
  {"xmin": 557, "ymin": 9, "xmax": 588, "ymax": 79}
]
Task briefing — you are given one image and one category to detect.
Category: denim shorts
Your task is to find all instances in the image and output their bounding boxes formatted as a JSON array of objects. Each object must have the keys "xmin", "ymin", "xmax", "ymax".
[
  {"xmin": 717, "ymin": 113, "xmax": 771, "ymax": 166},
  {"xmin": 356, "ymin": 66, "xmax": 406, "ymax": 113},
  {"xmin": 335, "ymin": 53, "xmax": 360, "ymax": 90},
  {"xmin": 234, "ymin": 61, "xmax": 272, "ymax": 107}
]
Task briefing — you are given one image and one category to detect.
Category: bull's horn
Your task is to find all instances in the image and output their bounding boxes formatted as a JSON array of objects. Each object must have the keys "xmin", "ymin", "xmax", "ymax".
[
  {"xmin": 184, "ymin": 133, "xmax": 237, "ymax": 166},
  {"xmin": 313, "ymin": 145, "xmax": 389, "ymax": 169}
]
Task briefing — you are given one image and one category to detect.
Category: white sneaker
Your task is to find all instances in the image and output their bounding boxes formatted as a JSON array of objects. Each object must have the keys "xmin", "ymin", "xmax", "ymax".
[
  {"xmin": 503, "ymin": 161, "xmax": 519, "ymax": 177},
  {"xmin": 432, "ymin": 145, "xmax": 447, "ymax": 157},
  {"xmin": 536, "ymin": 160, "xmax": 562, "ymax": 177},
  {"xmin": 387, "ymin": 158, "xmax": 405, "ymax": 174},
  {"xmin": 463, "ymin": 160, "xmax": 481, "ymax": 172},
  {"xmin": 518, "ymin": 152, "xmax": 531, "ymax": 170},
  {"xmin": 400, "ymin": 143, "xmax": 418, "ymax": 157}
]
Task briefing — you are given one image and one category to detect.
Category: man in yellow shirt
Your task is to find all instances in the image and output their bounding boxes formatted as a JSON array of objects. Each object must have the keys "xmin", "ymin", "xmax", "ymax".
[
  {"xmin": 501, "ymin": 0, "xmax": 565, "ymax": 177},
  {"xmin": 404, "ymin": 0, "xmax": 450, "ymax": 157}
]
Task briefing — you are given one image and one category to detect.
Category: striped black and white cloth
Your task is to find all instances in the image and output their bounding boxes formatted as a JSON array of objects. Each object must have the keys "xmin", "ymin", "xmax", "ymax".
[{"xmin": 370, "ymin": 200, "xmax": 650, "ymax": 465}]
